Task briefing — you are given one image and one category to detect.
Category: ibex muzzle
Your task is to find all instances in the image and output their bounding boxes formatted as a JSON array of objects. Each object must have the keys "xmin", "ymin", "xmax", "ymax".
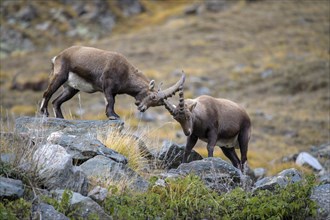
[
  {"xmin": 39, "ymin": 46, "xmax": 185, "ymax": 119},
  {"xmin": 164, "ymin": 88, "xmax": 251, "ymax": 171}
]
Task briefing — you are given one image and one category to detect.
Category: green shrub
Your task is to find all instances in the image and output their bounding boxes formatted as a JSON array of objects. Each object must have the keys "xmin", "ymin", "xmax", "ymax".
[
  {"xmin": 102, "ymin": 174, "xmax": 317, "ymax": 220},
  {"xmin": 0, "ymin": 198, "xmax": 32, "ymax": 219},
  {"xmin": 41, "ymin": 189, "xmax": 75, "ymax": 219}
]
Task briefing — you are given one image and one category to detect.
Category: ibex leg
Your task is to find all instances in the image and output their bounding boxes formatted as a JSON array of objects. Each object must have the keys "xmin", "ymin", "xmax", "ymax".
[
  {"xmin": 221, "ymin": 147, "xmax": 241, "ymax": 169},
  {"xmin": 40, "ymin": 64, "xmax": 69, "ymax": 116},
  {"xmin": 104, "ymin": 91, "xmax": 120, "ymax": 120},
  {"xmin": 238, "ymin": 125, "xmax": 250, "ymax": 170},
  {"xmin": 206, "ymin": 131, "xmax": 217, "ymax": 157},
  {"xmin": 182, "ymin": 135, "xmax": 198, "ymax": 163},
  {"xmin": 52, "ymin": 86, "xmax": 79, "ymax": 118}
]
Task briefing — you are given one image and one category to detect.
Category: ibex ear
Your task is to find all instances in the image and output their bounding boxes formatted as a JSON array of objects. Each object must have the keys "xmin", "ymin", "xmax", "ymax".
[
  {"xmin": 149, "ymin": 80, "xmax": 155, "ymax": 90},
  {"xmin": 188, "ymin": 101, "xmax": 197, "ymax": 112}
]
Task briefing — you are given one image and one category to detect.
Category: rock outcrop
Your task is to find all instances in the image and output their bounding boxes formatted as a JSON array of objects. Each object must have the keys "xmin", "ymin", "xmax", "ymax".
[{"xmin": 161, "ymin": 157, "xmax": 244, "ymax": 193}]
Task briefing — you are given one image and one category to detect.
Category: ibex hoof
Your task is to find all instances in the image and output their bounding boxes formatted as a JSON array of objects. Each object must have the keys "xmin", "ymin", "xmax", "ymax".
[{"xmin": 108, "ymin": 116, "xmax": 119, "ymax": 120}]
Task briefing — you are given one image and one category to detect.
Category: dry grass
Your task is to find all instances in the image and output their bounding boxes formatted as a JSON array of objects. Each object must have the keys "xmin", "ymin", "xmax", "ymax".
[{"xmin": 98, "ymin": 126, "xmax": 150, "ymax": 173}]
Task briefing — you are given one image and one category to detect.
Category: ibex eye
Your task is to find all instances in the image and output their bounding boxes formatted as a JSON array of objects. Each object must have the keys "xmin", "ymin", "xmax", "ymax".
[{"xmin": 150, "ymin": 94, "xmax": 156, "ymax": 100}]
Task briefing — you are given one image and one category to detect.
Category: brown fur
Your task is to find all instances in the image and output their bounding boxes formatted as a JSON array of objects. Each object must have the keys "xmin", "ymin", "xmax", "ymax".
[
  {"xmin": 164, "ymin": 94, "xmax": 251, "ymax": 171},
  {"xmin": 40, "ymin": 46, "xmax": 184, "ymax": 119}
]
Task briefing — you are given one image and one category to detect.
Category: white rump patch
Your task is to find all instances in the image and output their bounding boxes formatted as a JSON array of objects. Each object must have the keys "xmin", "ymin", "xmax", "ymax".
[{"xmin": 67, "ymin": 72, "xmax": 96, "ymax": 93}]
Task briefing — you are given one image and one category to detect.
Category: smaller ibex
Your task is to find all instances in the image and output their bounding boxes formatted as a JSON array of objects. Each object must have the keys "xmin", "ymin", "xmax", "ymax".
[
  {"xmin": 40, "ymin": 46, "xmax": 185, "ymax": 119},
  {"xmin": 164, "ymin": 88, "xmax": 251, "ymax": 171}
]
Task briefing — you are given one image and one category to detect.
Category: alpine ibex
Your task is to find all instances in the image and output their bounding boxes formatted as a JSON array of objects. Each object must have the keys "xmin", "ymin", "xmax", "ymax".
[
  {"xmin": 40, "ymin": 46, "xmax": 185, "ymax": 119},
  {"xmin": 163, "ymin": 88, "xmax": 251, "ymax": 171}
]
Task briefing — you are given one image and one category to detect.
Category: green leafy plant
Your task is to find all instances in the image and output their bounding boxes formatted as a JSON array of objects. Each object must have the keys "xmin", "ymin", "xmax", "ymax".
[
  {"xmin": 101, "ymin": 174, "xmax": 317, "ymax": 220},
  {"xmin": 0, "ymin": 198, "xmax": 32, "ymax": 220},
  {"xmin": 42, "ymin": 189, "xmax": 75, "ymax": 218}
]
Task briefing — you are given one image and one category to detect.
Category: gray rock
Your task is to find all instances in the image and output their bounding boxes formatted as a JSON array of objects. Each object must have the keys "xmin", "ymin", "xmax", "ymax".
[
  {"xmin": 33, "ymin": 144, "xmax": 89, "ymax": 195},
  {"xmin": 253, "ymin": 167, "xmax": 267, "ymax": 180},
  {"xmin": 15, "ymin": 116, "xmax": 124, "ymax": 141},
  {"xmin": 32, "ymin": 202, "xmax": 69, "ymax": 220},
  {"xmin": 204, "ymin": 0, "xmax": 229, "ymax": 12},
  {"xmin": 163, "ymin": 157, "xmax": 242, "ymax": 193},
  {"xmin": 194, "ymin": 86, "xmax": 211, "ymax": 96},
  {"xmin": 80, "ymin": 155, "xmax": 149, "ymax": 192},
  {"xmin": 296, "ymin": 152, "xmax": 323, "ymax": 171},
  {"xmin": 310, "ymin": 184, "xmax": 330, "ymax": 220},
  {"xmin": 117, "ymin": 0, "xmax": 145, "ymax": 17},
  {"xmin": 47, "ymin": 131, "xmax": 127, "ymax": 164},
  {"xmin": 319, "ymin": 173, "xmax": 330, "ymax": 184},
  {"xmin": 310, "ymin": 143, "xmax": 330, "ymax": 159},
  {"xmin": 53, "ymin": 190, "xmax": 111, "ymax": 220},
  {"xmin": 253, "ymin": 168, "xmax": 302, "ymax": 192},
  {"xmin": 16, "ymin": 4, "xmax": 38, "ymax": 21},
  {"xmin": 154, "ymin": 179, "xmax": 166, "ymax": 187},
  {"xmin": 0, "ymin": 153, "xmax": 16, "ymax": 164},
  {"xmin": 184, "ymin": 4, "xmax": 202, "ymax": 15},
  {"xmin": 157, "ymin": 141, "xmax": 203, "ymax": 169},
  {"xmin": 0, "ymin": 177, "xmax": 24, "ymax": 199},
  {"xmin": 88, "ymin": 186, "xmax": 108, "ymax": 203}
]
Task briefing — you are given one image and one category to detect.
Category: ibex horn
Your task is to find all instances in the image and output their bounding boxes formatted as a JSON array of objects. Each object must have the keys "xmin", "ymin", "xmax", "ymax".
[
  {"xmin": 158, "ymin": 73, "xmax": 186, "ymax": 99},
  {"xmin": 178, "ymin": 86, "xmax": 185, "ymax": 114},
  {"xmin": 163, "ymin": 99, "xmax": 177, "ymax": 116}
]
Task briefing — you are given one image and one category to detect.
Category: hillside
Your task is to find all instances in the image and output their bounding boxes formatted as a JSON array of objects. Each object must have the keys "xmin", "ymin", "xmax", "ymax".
[{"xmin": 0, "ymin": 0, "xmax": 329, "ymax": 174}]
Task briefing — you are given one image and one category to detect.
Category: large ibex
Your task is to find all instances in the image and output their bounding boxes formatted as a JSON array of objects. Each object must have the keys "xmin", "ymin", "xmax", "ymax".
[
  {"xmin": 163, "ymin": 87, "xmax": 251, "ymax": 171},
  {"xmin": 40, "ymin": 46, "xmax": 185, "ymax": 119}
]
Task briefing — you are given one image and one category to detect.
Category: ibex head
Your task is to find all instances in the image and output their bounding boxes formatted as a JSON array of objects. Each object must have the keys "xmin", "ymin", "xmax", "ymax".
[
  {"xmin": 163, "ymin": 86, "xmax": 197, "ymax": 136},
  {"xmin": 137, "ymin": 74, "xmax": 186, "ymax": 112}
]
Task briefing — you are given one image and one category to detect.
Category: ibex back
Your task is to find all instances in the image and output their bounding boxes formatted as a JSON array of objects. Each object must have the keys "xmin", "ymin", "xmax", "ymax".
[
  {"xmin": 40, "ymin": 46, "xmax": 185, "ymax": 119},
  {"xmin": 164, "ymin": 89, "xmax": 251, "ymax": 171}
]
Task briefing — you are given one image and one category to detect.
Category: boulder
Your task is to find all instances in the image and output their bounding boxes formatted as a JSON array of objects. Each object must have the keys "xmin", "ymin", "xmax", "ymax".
[
  {"xmin": 204, "ymin": 0, "xmax": 230, "ymax": 12},
  {"xmin": 157, "ymin": 141, "xmax": 203, "ymax": 169},
  {"xmin": 0, "ymin": 153, "xmax": 16, "ymax": 165},
  {"xmin": 295, "ymin": 152, "xmax": 323, "ymax": 171},
  {"xmin": 33, "ymin": 144, "xmax": 89, "ymax": 195},
  {"xmin": 53, "ymin": 190, "xmax": 111, "ymax": 220},
  {"xmin": 0, "ymin": 177, "xmax": 24, "ymax": 199},
  {"xmin": 310, "ymin": 143, "xmax": 330, "ymax": 159},
  {"xmin": 47, "ymin": 131, "xmax": 127, "ymax": 165},
  {"xmin": 88, "ymin": 186, "xmax": 108, "ymax": 203},
  {"xmin": 162, "ymin": 157, "xmax": 242, "ymax": 193},
  {"xmin": 253, "ymin": 167, "xmax": 267, "ymax": 180},
  {"xmin": 117, "ymin": 0, "xmax": 145, "ymax": 17},
  {"xmin": 310, "ymin": 184, "xmax": 330, "ymax": 219},
  {"xmin": 32, "ymin": 202, "xmax": 69, "ymax": 220},
  {"xmin": 15, "ymin": 116, "xmax": 124, "ymax": 141},
  {"xmin": 253, "ymin": 168, "xmax": 302, "ymax": 192},
  {"xmin": 80, "ymin": 155, "xmax": 149, "ymax": 192}
]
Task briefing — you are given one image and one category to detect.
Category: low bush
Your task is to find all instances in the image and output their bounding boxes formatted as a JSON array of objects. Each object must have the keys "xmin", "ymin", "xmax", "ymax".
[{"xmin": 101, "ymin": 174, "xmax": 317, "ymax": 220}]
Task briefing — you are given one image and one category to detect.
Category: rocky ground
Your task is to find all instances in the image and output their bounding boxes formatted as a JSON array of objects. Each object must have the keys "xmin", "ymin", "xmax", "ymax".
[
  {"xmin": 1, "ymin": 0, "xmax": 329, "ymax": 174},
  {"xmin": 1, "ymin": 116, "xmax": 329, "ymax": 219}
]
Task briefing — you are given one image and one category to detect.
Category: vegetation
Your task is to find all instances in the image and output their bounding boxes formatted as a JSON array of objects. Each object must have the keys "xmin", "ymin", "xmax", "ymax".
[
  {"xmin": 41, "ymin": 189, "xmax": 75, "ymax": 219},
  {"xmin": 0, "ymin": 198, "xmax": 32, "ymax": 220},
  {"xmin": 102, "ymin": 174, "xmax": 317, "ymax": 220}
]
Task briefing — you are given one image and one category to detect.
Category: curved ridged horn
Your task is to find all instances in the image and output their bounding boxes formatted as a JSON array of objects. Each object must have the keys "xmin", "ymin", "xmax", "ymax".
[
  {"xmin": 158, "ymin": 73, "xmax": 186, "ymax": 99},
  {"xmin": 163, "ymin": 99, "xmax": 177, "ymax": 116},
  {"xmin": 178, "ymin": 86, "xmax": 185, "ymax": 114},
  {"xmin": 149, "ymin": 80, "xmax": 155, "ymax": 90}
]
